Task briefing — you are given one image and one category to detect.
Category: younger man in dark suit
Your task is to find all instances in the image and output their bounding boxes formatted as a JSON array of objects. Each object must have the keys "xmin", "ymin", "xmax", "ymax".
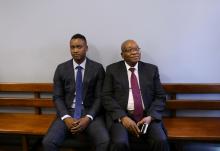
[
  {"xmin": 102, "ymin": 40, "xmax": 169, "ymax": 151},
  {"xmin": 43, "ymin": 34, "xmax": 109, "ymax": 151}
]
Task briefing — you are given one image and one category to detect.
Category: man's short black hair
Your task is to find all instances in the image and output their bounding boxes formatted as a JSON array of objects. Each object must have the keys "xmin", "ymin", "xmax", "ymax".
[{"xmin": 70, "ymin": 33, "xmax": 87, "ymax": 44}]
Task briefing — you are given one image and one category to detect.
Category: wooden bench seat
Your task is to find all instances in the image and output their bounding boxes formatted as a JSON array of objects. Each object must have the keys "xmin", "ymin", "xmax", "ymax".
[
  {"xmin": 162, "ymin": 83, "xmax": 220, "ymax": 150},
  {"xmin": 0, "ymin": 113, "xmax": 55, "ymax": 135},
  {"xmin": 164, "ymin": 117, "xmax": 220, "ymax": 141}
]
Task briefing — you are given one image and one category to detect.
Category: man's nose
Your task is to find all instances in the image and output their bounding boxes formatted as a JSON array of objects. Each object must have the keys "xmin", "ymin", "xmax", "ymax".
[{"xmin": 73, "ymin": 48, "xmax": 79, "ymax": 52}]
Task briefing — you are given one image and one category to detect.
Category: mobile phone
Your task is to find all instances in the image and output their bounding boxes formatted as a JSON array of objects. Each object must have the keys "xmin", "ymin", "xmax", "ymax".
[{"xmin": 140, "ymin": 123, "xmax": 148, "ymax": 134}]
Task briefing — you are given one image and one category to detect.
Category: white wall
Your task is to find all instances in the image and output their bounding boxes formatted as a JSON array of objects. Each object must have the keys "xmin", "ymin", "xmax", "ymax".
[{"xmin": 0, "ymin": 0, "xmax": 220, "ymax": 83}]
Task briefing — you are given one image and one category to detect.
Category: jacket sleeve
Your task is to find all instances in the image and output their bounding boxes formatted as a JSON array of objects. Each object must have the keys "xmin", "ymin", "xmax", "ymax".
[
  {"xmin": 53, "ymin": 65, "xmax": 69, "ymax": 118},
  {"xmin": 86, "ymin": 65, "xmax": 105, "ymax": 118}
]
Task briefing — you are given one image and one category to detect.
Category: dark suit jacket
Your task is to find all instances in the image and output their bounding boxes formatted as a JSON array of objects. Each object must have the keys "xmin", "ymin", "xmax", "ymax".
[
  {"xmin": 102, "ymin": 61, "xmax": 166, "ymax": 128},
  {"xmin": 53, "ymin": 58, "xmax": 105, "ymax": 119}
]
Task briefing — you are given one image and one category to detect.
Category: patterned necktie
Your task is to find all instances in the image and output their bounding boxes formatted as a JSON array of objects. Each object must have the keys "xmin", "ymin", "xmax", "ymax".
[
  {"xmin": 73, "ymin": 66, "xmax": 83, "ymax": 119},
  {"xmin": 129, "ymin": 67, "xmax": 143, "ymax": 122}
]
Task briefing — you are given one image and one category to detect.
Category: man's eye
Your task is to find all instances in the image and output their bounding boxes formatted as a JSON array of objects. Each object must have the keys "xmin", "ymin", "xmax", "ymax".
[
  {"xmin": 71, "ymin": 45, "xmax": 82, "ymax": 49},
  {"xmin": 76, "ymin": 46, "xmax": 82, "ymax": 49}
]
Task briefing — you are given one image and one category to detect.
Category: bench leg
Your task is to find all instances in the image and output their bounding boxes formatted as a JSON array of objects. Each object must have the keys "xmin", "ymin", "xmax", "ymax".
[{"xmin": 21, "ymin": 135, "xmax": 29, "ymax": 151}]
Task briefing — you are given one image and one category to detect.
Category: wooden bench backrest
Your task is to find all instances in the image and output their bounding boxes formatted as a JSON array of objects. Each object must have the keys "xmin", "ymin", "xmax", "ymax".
[
  {"xmin": 1, "ymin": 83, "xmax": 220, "ymax": 115},
  {"xmin": 0, "ymin": 83, "xmax": 54, "ymax": 114},
  {"xmin": 162, "ymin": 83, "xmax": 220, "ymax": 117}
]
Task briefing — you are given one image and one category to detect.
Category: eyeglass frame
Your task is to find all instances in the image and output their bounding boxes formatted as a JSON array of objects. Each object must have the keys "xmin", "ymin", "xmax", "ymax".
[{"xmin": 122, "ymin": 47, "xmax": 141, "ymax": 53}]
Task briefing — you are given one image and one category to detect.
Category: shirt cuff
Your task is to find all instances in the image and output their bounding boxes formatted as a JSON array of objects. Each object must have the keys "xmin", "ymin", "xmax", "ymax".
[
  {"xmin": 61, "ymin": 115, "xmax": 71, "ymax": 120},
  {"xmin": 86, "ymin": 114, "xmax": 93, "ymax": 121}
]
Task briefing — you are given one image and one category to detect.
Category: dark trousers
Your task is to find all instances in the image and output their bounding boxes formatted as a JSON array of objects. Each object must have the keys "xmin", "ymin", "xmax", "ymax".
[
  {"xmin": 43, "ymin": 116, "xmax": 109, "ymax": 151},
  {"xmin": 109, "ymin": 121, "xmax": 169, "ymax": 151}
]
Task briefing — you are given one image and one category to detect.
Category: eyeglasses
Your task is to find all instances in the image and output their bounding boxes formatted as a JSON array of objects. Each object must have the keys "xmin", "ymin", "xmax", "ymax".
[{"xmin": 123, "ymin": 47, "xmax": 141, "ymax": 53}]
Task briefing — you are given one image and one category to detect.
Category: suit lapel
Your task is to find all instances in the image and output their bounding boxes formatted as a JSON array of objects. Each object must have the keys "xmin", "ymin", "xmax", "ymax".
[
  {"xmin": 82, "ymin": 58, "xmax": 92, "ymax": 101},
  {"xmin": 119, "ymin": 61, "xmax": 129, "ymax": 107},
  {"xmin": 67, "ymin": 59, "xmax": 76, "ymax": 91},
  {"xmin": 138, "ymin": 62, "xmax": 145, "ymax": 91},
  {"xmin": 120, "ymin": 61, "xmax": 129, "ymax": 90},
  {"xmin": 138, "ymin": 62, "xmax": 148, "ymax": 108}
]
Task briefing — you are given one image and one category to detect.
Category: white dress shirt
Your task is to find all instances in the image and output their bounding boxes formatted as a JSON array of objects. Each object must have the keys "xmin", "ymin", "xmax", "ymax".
[{"xmin": 124, "ymin": 61, "xmax": 145, "ymax": 111}]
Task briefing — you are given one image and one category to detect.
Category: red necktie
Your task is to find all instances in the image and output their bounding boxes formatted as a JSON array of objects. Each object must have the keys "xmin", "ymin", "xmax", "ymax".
[{"xmin": 129, "ymin": 67, "xmax": 143, "ymax": 122}]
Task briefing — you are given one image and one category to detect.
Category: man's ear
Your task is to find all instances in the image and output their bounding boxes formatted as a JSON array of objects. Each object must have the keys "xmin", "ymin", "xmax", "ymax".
[{"xmin": 121, "ymin": 52, "xmax": 124, "ymax": 59}]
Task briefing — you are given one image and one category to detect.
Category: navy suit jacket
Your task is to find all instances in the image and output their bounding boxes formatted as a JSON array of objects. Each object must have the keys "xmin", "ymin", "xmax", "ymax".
[
  {"xmin": 53, "ymin": 58, "xmax": 105, "ymax": 118},
  {"xmin": 102, "ymin": 61, "xmax": 166, "ymax": 128}
]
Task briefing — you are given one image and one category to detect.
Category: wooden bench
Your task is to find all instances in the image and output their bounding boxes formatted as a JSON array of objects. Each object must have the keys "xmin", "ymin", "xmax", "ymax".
[
  {"xmin": 162, "ymin": 83, "xmax": 220, "ymax": 150},
  {"xmin": 0, "ymin": 83, "xmax": 55, "ymax": 151},
  {"xmin": 1, "ymin": 83, "xmax": 220, "ymax": 150}
]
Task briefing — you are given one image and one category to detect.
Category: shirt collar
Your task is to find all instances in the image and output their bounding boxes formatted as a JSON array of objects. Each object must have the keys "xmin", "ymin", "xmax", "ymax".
[
  {"xmin": 73, "ymin": 58, "xmax": 86, "ymax": 69},
  {"xmin": 124, "ymin": 61, "xmax": 138, "ymax": 71}
]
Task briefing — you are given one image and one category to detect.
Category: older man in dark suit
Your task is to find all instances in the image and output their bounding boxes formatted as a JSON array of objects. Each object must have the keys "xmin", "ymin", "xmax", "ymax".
[
  {"xmin": 102, "ymin": 40, "xmax": 169, "ymax": 151},
  {"xmin": 43, "ymin": 34, "xmax": 109, "ymax": 151}
]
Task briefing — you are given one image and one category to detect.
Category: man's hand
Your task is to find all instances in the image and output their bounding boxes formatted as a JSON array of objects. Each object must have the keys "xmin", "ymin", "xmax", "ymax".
[
  {"xmin": 63, "ymin": 117, "xmax": 78, "ymax": 130},
  {"xmin": 70, "ymin": 116, "xmax": 91, "ymax": 134},
  {"xmin": 137, "ymin": 116, "xmax": 153, "ymax": 127},
  {"xmin": 121, "ymin": 116, "xmax": 140, "ymax": 138}
]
